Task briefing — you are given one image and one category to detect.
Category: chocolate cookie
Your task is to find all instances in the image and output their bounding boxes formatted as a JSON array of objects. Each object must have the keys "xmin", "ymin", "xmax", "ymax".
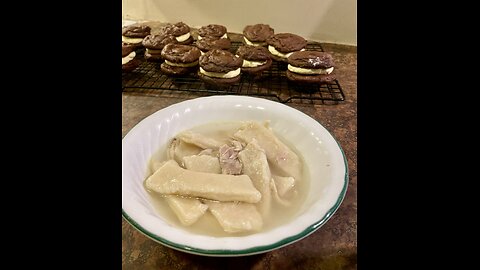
[
  {"xmin": 198, "ymin": 49, "xmax": 243, "ymax": 87},
  {"xmin": 288, "ymin": 51, "xmax": 334, "ymax": 69},
  {"xmin": 142, "ymin": 34, "xmax": 178, "ymax": 50},
  {"xmin": 243, "ymin": 24, "xmax": 274, "ymax": 46},
  {"xmin": 197, "ymin": 24, "xmax": 227, "ymax": 40},
  {"xmin": 161, "ymin": 43, "xmax": 201, "ymax": 64},
  {"xmin": 195, "ymin": 36, "xmax": 231, "ymax": 53},
  {"xmin": 235, "ymin": 45, "xmax": 272, "ymax": 76},
  {"xmin": 122, "ymin": 24, "xmax": 151, "ymax": 48},
  {"xmin": 122, "ymin": 25, "xmax": 151, "ymax": 38},
  {"xmin": 286, "ymin": 50, "xmax": 336, "ymax": 84},
  {"xmin": 199, "ymin": 49, "xmax": 242, "ymax": 73},
  {"xmin": 267, "ymin": 33, "xmax": 307, "ymax": 62},
  {"xmin": 122, "ymin": 43, "xmax": 139, "ymax": 72},
  {"xmin": 160, "ymin": 62, "xmax": 193, "ymax": 76},
  {"xmin": 122, "ymin": 42, "xmax": 135, "ymax": 57},
  {"xmin": 142, "ymin": 34, "xmax": 178, "ymax": 62},
  {"xmin": 122, "ymin": 59, "xmax": 140, "ymax": 72},
  {"xmin": 160, "ymin": 44, "xmax": 201, "ymax": 75},
  {"xmin": 286, "ymin": 70, "xmax": 336, "ymax": 84},
  {"xmin": 160, "ymin": 22, "xmax": 193, "ymax": 45}
]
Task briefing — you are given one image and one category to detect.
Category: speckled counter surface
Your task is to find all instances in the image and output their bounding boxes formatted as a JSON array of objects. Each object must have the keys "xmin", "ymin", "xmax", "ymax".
[{"xmin": 122, "ymin": 22, "xmax": 357, "ymax": 270}]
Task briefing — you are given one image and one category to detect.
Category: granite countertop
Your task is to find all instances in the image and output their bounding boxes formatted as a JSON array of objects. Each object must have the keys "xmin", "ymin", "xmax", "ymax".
[{"xmin": 122, "ymin": 21, "xmax": 357, "ymax": 270}]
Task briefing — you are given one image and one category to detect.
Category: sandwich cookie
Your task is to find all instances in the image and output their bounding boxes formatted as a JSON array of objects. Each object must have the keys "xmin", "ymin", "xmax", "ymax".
[
  {"xmin": 142, "ymin": 34, "xmax": 178, "ymax": 62},
  {"xmin": 197, "ymin": 24, "xmax": 228, "ymax": 40},
  {"xmin": 122, "ymin": 24, "xmax": 151, "ymax": 48},
  {"xmin": 160, "ymin": 22, "xmax": 193, "ymax": 45},
  {"xmin": 266, "ymin": 33, "xmax": 307, "ymax": 62},
  {"xmin": 235, "ymin": 45, "xmax": 272, "ymax": 78},
  {"xmin": 160, "ymin": 43, "xmax": 201, "ymax": 76},
  {"xmin": 243, "ymin": 24, "xmax": 274, "ymax": 47},
  {"xmin": 122, "ymin": 43, "xmax": 139, "ymax": 72},
  {"xmin": 286, "ymin": 51, "xmax": 336, "ymax": 84},
  {"xmin": 198, "ymin": 49, "xmax": 243, "ymax": 87}
]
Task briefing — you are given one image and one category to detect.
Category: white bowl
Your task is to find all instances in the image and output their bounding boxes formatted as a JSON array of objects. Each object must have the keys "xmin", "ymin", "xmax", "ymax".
[{"xmin": 122, "ymin": 96, "xmax": 348, "ymax": 256}]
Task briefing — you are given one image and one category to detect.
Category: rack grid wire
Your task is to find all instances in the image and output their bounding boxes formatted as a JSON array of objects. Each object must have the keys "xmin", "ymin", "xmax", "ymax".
[{"xmin": 122, "ymin": 41, "xmax": 345, "ymax": 105}]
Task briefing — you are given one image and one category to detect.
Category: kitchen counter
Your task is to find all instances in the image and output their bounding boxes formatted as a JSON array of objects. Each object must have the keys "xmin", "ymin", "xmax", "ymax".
[{"xmin": 122, "ymin": 22, "xmax": 357, "ymax": 269}]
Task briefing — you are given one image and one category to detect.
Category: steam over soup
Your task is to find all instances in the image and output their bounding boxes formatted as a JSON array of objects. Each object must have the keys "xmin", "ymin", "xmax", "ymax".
[{"xmin": 144, "ymin": 121, "xmax": 309, "ymax": 236}]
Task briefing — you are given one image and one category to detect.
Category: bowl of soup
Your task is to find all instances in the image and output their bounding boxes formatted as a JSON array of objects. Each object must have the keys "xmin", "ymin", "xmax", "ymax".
[{"xmin": 122, "ymin": 95, "xmax": 348, "ymax": 256}]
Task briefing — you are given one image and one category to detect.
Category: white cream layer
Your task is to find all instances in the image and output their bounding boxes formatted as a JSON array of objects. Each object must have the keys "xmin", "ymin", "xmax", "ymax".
[
  {"xmin": 242, "ymin": 59, "xmax": 267, "ymax": 68},
  {"xmin": 165, "ymin": 60, "xmax": 198, "ymax": 67},
  {"xmin": 122, "ymin": 36, "xmax": 143, "ymax": 44},
  {"xmin": 198, "ymin": 33, "xmax": 228, "ymax": 40},
  {"xmin": 268, "ymin": 45, "xmax": 305, "ymax": 59},
  {"xmin": 199, "ymin": 67, "xmax": 240, "ymax": 78},
  {"xmin": 122, "ymin": 51, "xmax": 136, "ymax": 65},
  {"xmin": 176, "ymin": 32, "xmax": 191, "ymax": 42},
  {"xmin": 287, "ymin": 65, "xmax": 334, "ymax": 75},
  {"xmin": 243, "ymin": 37, "xmax": 266, "ymax": 47}
]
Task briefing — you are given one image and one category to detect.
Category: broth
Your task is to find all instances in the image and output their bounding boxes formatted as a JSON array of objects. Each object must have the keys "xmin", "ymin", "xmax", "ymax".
[{"xmin": 145, "ymin": 121, "xmax": 310, "ymax": 237}]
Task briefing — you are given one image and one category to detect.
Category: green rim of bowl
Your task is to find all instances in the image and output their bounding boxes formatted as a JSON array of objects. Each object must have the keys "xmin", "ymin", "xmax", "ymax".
[{"xmin": 122, "ymin": 138, "xmax": 349, "ymax": 256}]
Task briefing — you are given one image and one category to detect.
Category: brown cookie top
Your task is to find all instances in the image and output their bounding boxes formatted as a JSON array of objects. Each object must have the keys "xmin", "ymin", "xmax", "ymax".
[
  {"xmin": 288, "ymin": 51, "xmax": 334, "ymax": 69},
  {"xmin": 142, "ymin": 34, "xmax": 178, "ymax": 50},
  {"xmin": 161, "ymin": 43, "xmax": 201, "ymax": 63},
  {"xmin": 236, "ymin": 45, "xmax": 271, "ymax": 61},
  {"xmin": 122, "ymin": 42, "xmax": 136, "ymax": 57},
  {"xmin": 198, "ymin": 24, "xmax": 227, "ymax": 38},
  {"xmin": 122, "ymin": 25, "xmax": 151, "ymax": 38},
  {"xmin": 195, "ymin": 36, "xmax": 231, "ymax": 52},
  {"xmin": 160, "ymin": 22, "xmax": 190, "ymax": 36},
  {"xmin": 267, "ymin": 33, "xmax": 307, "ymax": 53},
  {"xmin": 243, "ymin": 24, "xmax": 274, "ymax": 42},
  {"xmin": 199, "ymin": 49, "xmax": 243, "ymax": 73}
]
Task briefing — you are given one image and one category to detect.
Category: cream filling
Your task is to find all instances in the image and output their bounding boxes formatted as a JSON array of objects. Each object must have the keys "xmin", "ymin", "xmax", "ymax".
[
  {"xmin": 268, "ymin": 45, "xmax": 305, "ymax": 59},
  {"xmin": 165, "ymin": 60, "xmax": 198, "ymax": 67},
  {"xmin": 199, "ymin": 67, "xmax": 240, "ymax": 78},
  {"xmin": 176, "ymin": 32, "xmax": 191, "ymax": 42},
  {"xmin": 198, "ymin": 33, "xmax": 228, "ymax": 40},
  {"xmin": 288, "ymin": 65, "xmax": 334, "ymax": 75},
  {"xmin": 242, "ymin": 59, "xmax": 267, "ymax": 68},
  {"xmin": 122, "ymin": 51, "xmax": 136, "ymax": 65},
  {"xmin": 122, "ymin": 36, "xmax": 143, "ymax": 44},
  {"xmin": 243, "ymin": 37, "xmax": 266, "ymax": 47},
  {"xmin": 146, "ymin": 48, "xmax": 162, "ymax": 54}
]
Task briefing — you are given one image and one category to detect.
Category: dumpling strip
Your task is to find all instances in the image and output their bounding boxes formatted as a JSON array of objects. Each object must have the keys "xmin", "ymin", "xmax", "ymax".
[
  {"xmin": 272, "ymin": 175, "xmax": 296, "ymax": 199},
  {"xmin": 176, "ymin": 131, "xmax": 225, "ymax": 150},
  {"xmin": 165, "ymin": 195, "xmax": 208, "ymax": 226},
  {"xmin": 205, "ymin": 201, "xmax": 263, "ymax": 233},
  {"xmin": 168, "ymin": 138, "xmax": 203, "ymax": 166},
  {"xmin": 164, "ymin": 154, "xmax": 222, "ymax": 226},
  {"xmin": 233, "ymin": 121, "xmax": 302, "ymax": 180},
  {"xmin": 145, "ymin": 160, "xmax": 261, "ymax": 203},
  {"xmin": 237, "ymin": 139, "xmax": 272, "ymax": 216},
  {"xmin": 183, "ymin": 154, "xmax": 222, "ymax": 174}
]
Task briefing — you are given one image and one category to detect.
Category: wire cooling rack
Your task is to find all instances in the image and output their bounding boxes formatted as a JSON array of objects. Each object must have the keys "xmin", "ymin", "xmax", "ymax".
[{"xmin": 122, "ymin": 42, "xmax": 345, "ymax": 105}]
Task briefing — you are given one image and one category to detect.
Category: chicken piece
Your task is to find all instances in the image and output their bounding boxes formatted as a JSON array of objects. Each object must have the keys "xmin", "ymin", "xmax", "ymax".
[
  {"xmin": 237, "ymin": 140, "xmax": 272, "ymax": 217},
  {"xmin": 145, "ymin": 160, "xmax": 261, "ymax": 203},
  {"xmin": 218, "ymin": 143, "xmax": 243, "ymax": 175},
  {"xmin": 206, "ymin": 201, "xmax": 263, "ymax": 233},
  {"xmin": 165, "ymin": 195, "xmax": 209, "ymax": 226},
  {"xmin": 233, "ymin": 121, "xmax": 302, "ymax": 180}
]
